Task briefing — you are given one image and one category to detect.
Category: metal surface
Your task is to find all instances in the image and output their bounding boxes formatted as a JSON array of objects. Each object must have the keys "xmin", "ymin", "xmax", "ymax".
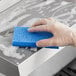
[
  {"xmin": 0, "ymin": 0, "xmax": 21, "ymax": 13},
  {"xmin": 55, "ymin": 58, "xmax": 76, "ymax": 76},
  {"xmin": 0, "ymin": 0, "xmax": 76, "ymax": 76}
]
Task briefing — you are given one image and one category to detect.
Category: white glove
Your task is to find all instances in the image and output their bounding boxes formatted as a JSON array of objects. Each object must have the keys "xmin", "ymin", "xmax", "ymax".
[{"xmin": 28, "ymin": 18, "xmax": 76, "ymax": 47}]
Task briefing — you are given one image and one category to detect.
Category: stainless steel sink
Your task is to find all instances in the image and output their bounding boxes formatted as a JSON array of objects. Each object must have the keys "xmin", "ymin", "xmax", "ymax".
[{"xmin": 0, "ymin": 0, "xmax": 76, "ymax": 76}]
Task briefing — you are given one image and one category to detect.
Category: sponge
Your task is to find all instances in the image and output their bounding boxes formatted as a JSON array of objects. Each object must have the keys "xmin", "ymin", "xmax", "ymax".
[{"xmin": 12, "ymin": 27, "xmax": 58, "ymax": 49}]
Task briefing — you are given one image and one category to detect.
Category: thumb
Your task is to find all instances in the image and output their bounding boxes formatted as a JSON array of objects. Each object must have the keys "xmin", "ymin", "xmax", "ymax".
[{"xmin": 36, "ymin": 37, "xmax": 57, "ymax": 47}]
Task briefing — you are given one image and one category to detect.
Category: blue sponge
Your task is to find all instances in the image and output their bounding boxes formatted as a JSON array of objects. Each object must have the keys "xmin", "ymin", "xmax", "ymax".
[{"xmin": 12, "ymin": 27, "xmax": 58, "ymax": 49}]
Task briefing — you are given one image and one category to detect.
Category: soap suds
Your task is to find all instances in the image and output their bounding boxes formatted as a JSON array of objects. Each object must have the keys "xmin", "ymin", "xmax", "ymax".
[
  {"xmin": 0, "ymin": 34, "xmax": 25, "ymax": 59},
  {"xmin": 0, "ymin": 44, "xmax": 25, "ymax": 59},
  {"xmin": 70, "ymin": 7, "xmax": 76, "ymax": 15},
  {"xmin": 30, "ymin": 48, "xmax": 37, "ymax": 52},
  {"xmin": 52, "ymin": 3, "xmax": 76, "ymax": 27},
  {"xmin": 29, "ymin": 0, "xmax": 55, "ymax": 9},
  {"xmin": 0, "ymin": 73, "xmax": 6, "ymax": 76},
  {"xmin": 51, "ymin": 1, "xmax": 70, "ymax": 12},
  {"xmin": 71, "ymin": 24, "xmax": 76, "ymax": 28},
  {"xmin": 8, "ymin": 7, "xmax": 26, "ymax": 22},
  {"xmin": 0, "ymin": 0, "xmax": 75, "ymax": 61},
  {"xmin": 23, "ymin": 18, "xmax": 41, "ymax": 27},
  {"xmin": 0, "ymin": 14, "xmax": 30, "ymax": 33}
]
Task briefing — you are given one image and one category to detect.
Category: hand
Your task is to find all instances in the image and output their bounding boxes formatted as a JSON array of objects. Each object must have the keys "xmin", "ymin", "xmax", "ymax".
[{"xmin": 28, "ymin": 18, "xmax": 74, "ymax": 47}]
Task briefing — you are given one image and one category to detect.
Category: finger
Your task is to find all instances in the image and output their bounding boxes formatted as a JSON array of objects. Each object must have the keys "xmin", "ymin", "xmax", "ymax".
[
  {"xmin": 36, "ymin": 37, "xmax": 58, "ymax": 47},
  {"xmin": 47, "ymin": 18, "xmax": 53, "ymax": 20},
  {"xmin": 32, "ymin": 19, "xmax": 47, "ymax": 27},
  {"xmin": 28, "ymin": 25, "xmax": 51, "ymax": 32}
]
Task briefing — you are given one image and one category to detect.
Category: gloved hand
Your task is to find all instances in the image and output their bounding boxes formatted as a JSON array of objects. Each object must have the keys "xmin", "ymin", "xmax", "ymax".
[{"xmin": 28, "ymin": 18, "xmax": 76, "ymax": 47}]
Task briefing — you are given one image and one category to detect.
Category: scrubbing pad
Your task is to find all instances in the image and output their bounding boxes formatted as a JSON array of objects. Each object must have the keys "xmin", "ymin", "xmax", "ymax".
[{"xmin": 12, "ymin": 27, "xmax": 58, "ymax": 49}]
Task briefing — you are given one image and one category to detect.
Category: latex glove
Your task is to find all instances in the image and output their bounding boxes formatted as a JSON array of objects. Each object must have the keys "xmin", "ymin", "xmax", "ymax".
[{"xmin": 28, "ymin": 18, "xmax": 76, "ymax": 47}]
